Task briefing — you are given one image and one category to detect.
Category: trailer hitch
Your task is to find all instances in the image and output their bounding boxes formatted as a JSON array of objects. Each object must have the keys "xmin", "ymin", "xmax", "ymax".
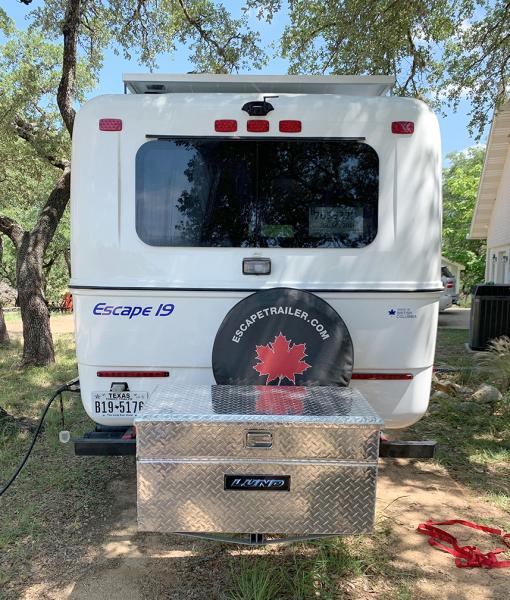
[{"xmin": 379, "ymin": 437, "xmax": 437, "ymax": 459}]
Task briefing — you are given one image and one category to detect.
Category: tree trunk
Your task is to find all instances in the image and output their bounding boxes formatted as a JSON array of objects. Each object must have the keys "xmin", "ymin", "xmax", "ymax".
[
  {"xmin": 0, "ymin": 0, "xmax": 79, "ymax": 366},
  {"xmin": 16, "ymin": 232, "xmax": 54, "ymax": 365},
  {"xmin": 0, "ymin": 237, "xmax": 9, "ymax": 345},
  {"xmin": 0, "ymin": 305, "xmax": 9, "ymax": 346}
]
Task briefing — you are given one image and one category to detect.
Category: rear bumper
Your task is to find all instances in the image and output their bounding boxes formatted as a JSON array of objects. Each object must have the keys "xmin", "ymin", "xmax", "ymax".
[
  {"xmin": 74, "ymin": 429, "xmax": 436, "ymax": 459},
  {"xmin": 74, "ymin": 429, "xmax": 136, "ymax": 456}
]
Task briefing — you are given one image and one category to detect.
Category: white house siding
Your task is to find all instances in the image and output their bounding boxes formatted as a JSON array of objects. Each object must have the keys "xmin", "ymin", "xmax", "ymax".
[{"xmin": 486, "ymin": 146, "xmax": 510, "ymax": 283}]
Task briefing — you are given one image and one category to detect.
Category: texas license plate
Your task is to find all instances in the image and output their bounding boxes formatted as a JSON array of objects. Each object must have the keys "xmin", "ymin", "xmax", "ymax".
[{"xmin": 92, "ymin": 391, "xmax": 148, "ymax": 417}]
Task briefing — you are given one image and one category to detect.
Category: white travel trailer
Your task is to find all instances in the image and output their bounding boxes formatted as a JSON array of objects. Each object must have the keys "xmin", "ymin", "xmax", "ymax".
[{"xmin": 71, "ymin": 74, "xmax": 442, "ymax": 443}]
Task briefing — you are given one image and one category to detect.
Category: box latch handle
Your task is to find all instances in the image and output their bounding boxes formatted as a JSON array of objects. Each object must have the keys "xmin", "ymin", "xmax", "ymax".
[{"xmin": 245, "ymin": 430, "xmax": 273, "ymax": 449}]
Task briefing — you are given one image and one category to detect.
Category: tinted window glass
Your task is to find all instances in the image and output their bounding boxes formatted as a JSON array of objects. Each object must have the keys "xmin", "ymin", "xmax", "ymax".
[{"xmin": 136, "ymin": 139, "xmax": 378, "ymax": 247}]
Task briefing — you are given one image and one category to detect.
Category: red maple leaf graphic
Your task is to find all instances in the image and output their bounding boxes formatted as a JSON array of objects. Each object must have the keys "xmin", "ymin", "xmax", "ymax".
[{"xmin": 253, "ymin": 333, "xmax": 311, "ymax": 385}]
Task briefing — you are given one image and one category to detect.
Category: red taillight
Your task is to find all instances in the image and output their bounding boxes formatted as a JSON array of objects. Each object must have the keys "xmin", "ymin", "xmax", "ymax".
[
  {"xmin": 247, "ymin": 120, "xmax": 269, "ymax": 132},
  {"xmin": 446, "ymin": 282, "xmax": 454, "ymax": 288},
  {"xmin": 215, "ymin": 119, "xmax": 237, "ymax": 132},
  {"xmin": 99, "ymin": 118, "xmax": 123, "ymax": 132},
  {"xmin": 391, "ymin": 121, "xmax": 414, "ymax": 134},
  {"xmin": 97, "ymin": 371, "xmax": 169, "ymax": 378},
  {"xmin": 279, "ymin": 120, "xmax": 302, "ymax": 133},
  {"xmin": 351, "ymin": 373, "xmax": 414, "ymax": 381}
]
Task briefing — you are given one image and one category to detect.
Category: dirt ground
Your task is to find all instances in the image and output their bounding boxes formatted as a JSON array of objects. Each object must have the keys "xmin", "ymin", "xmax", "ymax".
[
  {"xmin": 17, "ymin": 459, "xmax": 509, "ymax": 600},
  {"xmin": 6, "ymin": 313, "xmax": 75, "ymax": 337},
  {"xmin": 9, "ymin": 307, "xmax": 510, "ymax": 599}
]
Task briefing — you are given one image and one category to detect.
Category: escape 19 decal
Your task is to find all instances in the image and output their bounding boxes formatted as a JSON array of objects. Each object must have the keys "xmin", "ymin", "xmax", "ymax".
[
  {"xmin": 92, "ymin": 302, "xmax": 175, "ymax": 319},
  {"xmin": 212, "ymin": 288, "xmax": 354, "ymax": 387}
]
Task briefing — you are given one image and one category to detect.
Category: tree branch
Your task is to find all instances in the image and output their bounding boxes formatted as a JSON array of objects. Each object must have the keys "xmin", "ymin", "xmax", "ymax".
[
  {"xmin": 13, "ymin": 117, "xmax": 70, "ymax": 170},
  {"xmin": 0, "ymin": 215, "xmax": 23, "ymax": 250},
  {"xmin": 32, "ymin": 167, "xmax": 71, "ymax": 253},
  {"xmin": 57, "ymin": 0, "xmax": 81, "ymax": 136},
  {"xmin": 177, "ymin": 0, "xmax": 233, "ymax": 68}
]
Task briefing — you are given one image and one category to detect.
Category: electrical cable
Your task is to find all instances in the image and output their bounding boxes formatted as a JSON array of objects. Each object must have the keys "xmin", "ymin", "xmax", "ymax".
[{"xmin": 0, "ymin": 378, "xmax": 79, "ymax": 498}]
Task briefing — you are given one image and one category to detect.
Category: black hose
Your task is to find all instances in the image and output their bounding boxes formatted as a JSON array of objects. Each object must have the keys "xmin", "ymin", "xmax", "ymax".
[{"xmin": 0, "ymin": 379, "xmax": 78, "ymax": 497}]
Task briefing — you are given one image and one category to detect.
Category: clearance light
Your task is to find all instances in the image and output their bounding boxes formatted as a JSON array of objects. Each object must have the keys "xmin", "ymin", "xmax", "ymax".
[
  {"xmin": 391, "ymin": 121, "xmax": 414, "ymax": 134},
  {"xmin": 279, "ymin": 120, "xmax": 302, "ymax": 133},
  {"xmin": 215, "ymin": 119, "xmax": 237, "ymax": 132},
  {"xmin": 99, "ymin": 118, "xmax": 123, "ymax": 131},
  {"xmin": 97, "ymin": 371, "xmax": 169, "ymax": 378},
  {"xmin": 247, "ymin": 120, "xmax": 269, "ymax": 132},
  {"xmin": 351, "ymin": 373, "xmax": 414, "ymax": 381}
]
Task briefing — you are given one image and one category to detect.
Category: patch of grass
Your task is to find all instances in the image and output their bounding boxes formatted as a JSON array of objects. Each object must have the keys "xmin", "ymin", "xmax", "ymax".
[
  {"xmin": 229, "ymin": 558, "xmax": 283, "ymax": 600},
  {"xmin": 2, "ymin": 311, "xmax": 20, "ymax": 323},
  {"xmin": 485, "ymin": 492, "xmax": 510, "ymax": 511},
  {"xmin": 0, "ymin": 335, "xmax": 132, "ymax": 598},
  {"xmin": 228, "ymin": 525, "xmax": 418, "ymax": 600},
  {"xmin": 407, "ymin": 328, "xmax": 510, "ymax": 514}
]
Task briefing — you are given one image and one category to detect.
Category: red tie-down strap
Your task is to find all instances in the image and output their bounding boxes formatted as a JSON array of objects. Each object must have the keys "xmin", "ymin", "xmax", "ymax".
[{"xmin": 417, "ymin": 519, "xmax": 510, "ymax": 569}]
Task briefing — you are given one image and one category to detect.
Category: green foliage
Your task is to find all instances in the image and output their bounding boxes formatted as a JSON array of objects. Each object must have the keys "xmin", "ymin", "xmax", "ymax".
[
  {"xmin": 442, "ymin": 146, "xmax": 486, "ymax": 291},
  {"xmin": 229, "ymin": 558, "xmax": 282, "ymax": 600},
  {"xmin": 247, "ymin": 0, "xmax": 510, "ymax": 135},
  {"xmin": 0, "ymin": 1, "xmax": 267, "ymax": 307},
  {"xmin": 478, "ymin": 336, "xmax": 510, "ymax": 392},
  {"xmin": 30, "ymin": 0, "xmax": 266, "ymax": 74},
  {"xmin": 0, "ymin": 28, "xmax": 80, "ymax": 304},
  {"xmin": 410, "ymin": 328, "xmax": 510, "ymax": 504}
]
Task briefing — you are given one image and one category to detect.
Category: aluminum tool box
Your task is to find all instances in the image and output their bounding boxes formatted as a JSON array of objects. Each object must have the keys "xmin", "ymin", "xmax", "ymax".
[{"xmin": 135, "ymin": 384, "xmax": 382, "ymax": 538}]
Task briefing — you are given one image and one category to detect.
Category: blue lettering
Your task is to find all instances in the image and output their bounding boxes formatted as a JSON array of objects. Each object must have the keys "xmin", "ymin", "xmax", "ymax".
[
  {"xmin": 93, "ymin": 302, "xmax": 105, "ymax": 315},
  {"xmin": 159, "ymin": 303, "xmax": 175, "ymax": 317},
  {"xmin": 91, "ymin": 302, "xmax": 174, "ymax": 318},
  {"xmin": 129, "ymin": 306, "xmax": 142, "ymax": 319}
]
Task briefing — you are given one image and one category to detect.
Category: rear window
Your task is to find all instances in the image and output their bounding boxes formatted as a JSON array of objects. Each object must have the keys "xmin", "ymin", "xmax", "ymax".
[{"xmin": 135, "ymin": 139, "xmax": 379, "ymax": 248}]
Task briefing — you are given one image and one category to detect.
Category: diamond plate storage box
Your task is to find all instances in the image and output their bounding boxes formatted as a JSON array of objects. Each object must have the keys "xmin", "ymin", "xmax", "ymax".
[{"xmin": 135, "ymin": 384, "xmax": 382, "ymax": 536}]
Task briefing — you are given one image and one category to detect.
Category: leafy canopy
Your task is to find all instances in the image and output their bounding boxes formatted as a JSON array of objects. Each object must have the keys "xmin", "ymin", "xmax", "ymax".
[
  {"xmin": 246, "ymin": 0, "xmax": 510, "ymax": 136},
  {"xmin": 0, "ymin": 0, "xmax": 267, "ymax": 304},
  {"xmin": 30, "ymin": 0, "xmax": 266, "ymax": 74},
  {"xmin": 442, "ymin": 147, "xmax": 486, "ymax": 290}
]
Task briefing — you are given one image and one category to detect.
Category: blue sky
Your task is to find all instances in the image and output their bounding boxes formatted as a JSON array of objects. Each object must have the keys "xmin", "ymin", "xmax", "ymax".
[{"xmin": 6, "ymin": 1, "xmax": 486, "ymax": 158}]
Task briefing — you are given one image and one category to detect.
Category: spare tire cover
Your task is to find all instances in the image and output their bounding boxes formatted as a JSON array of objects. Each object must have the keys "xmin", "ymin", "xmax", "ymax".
[{"xmin": 212, "ymin": 288, "xmax": 353, "ymax": 386}]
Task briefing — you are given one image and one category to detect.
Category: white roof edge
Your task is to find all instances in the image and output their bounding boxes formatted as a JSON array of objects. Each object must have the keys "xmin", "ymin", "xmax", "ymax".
[
  {"xmin": 469, "ymin": 100, "xmax": 510, "ymax": 239},
  {"xmin": 441, "ymin": 256, "xmax": 466, "ymax": 270},
  {"xmin": 122, "ymin": 73, "xmax": 396, "ymax": 97}
]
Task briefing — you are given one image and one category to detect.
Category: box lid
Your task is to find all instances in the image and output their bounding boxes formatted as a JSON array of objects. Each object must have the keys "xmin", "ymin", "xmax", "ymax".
[{"xmin": 135, "ymin": 384, "xmax": 382, "ymax": 426}]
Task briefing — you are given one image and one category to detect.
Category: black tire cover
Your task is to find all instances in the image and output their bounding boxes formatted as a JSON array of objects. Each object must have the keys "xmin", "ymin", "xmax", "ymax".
[{"xmin": 212, "ymin": 288, "xmax": 353, "ymax": 386}]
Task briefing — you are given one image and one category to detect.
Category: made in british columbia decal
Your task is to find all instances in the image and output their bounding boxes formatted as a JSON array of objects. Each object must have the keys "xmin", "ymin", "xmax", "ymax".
[{"xmin": 387, "ymin": 307, "xmax": 417, "ymax": 319}]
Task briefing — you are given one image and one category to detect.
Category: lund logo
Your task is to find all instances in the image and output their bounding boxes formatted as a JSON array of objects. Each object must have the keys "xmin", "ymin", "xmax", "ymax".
[{"xmin": 224, "ymin": 475, "xmax": 290, "ymax": 491}]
